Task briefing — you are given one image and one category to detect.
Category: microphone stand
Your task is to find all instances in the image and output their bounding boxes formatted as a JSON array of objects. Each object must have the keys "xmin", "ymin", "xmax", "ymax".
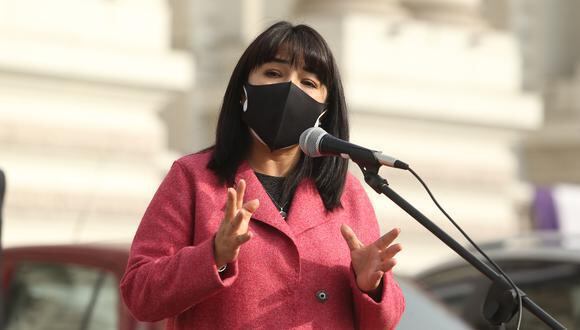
[{"xmin": 356, "ymin": 162, "xmax": 565, "ymax": 329}]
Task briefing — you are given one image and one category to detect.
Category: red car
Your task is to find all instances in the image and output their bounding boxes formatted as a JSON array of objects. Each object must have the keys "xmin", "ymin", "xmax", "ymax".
[
  {"xmin": 2, "ymin": 243, "xmax": 472, "ymax": 330},
  {"xmin": 2, "ymin": 244, "xmax": 164, "ymax": 330}
]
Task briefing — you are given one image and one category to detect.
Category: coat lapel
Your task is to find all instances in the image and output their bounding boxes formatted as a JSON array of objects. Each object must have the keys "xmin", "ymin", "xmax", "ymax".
[
  {"xmin": 235, "ymin": 161, "xmax": 294, "ymax": 239},
  {"xmin": 235, "ymin": 161, "xmax": 331, "ymax": 238},
  {"xmin": 285, "ymin": 179, "xmax": 331, "ymax": 236}
]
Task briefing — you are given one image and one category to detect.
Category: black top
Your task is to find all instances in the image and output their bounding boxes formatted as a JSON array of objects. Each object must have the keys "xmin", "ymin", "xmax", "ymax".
[{"xmin": 254, "ymin": 172, "xmax": 294, "ymax": 219}]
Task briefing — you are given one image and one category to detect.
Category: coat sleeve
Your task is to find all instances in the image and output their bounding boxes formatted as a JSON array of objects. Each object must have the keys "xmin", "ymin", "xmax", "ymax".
[
  {"xmin": 349, "ymin": 269, "xmax": 405, "ymax": 330},
  {"xmin": 120, "ymin": 161, "xmax": 238, "ymax": 322},
  {"xmin": 345, "ymin": 174, "xmax": 406, "ymax": 330}
]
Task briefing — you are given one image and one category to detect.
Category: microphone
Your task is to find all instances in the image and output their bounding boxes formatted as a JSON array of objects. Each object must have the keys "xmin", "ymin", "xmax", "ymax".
[{"xmin": 299, "ymin": 127, "xmax": 409, "ymax": 170}]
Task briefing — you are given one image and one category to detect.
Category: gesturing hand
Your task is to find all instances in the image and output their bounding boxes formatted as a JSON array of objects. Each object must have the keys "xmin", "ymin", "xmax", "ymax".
[
  {"xmin": 341, "ymin": 224, "xmax": 402, "ymax": 293},
  {"xmin": 214, "ymin": 179, "xmax": 259, "ymax": 268}
]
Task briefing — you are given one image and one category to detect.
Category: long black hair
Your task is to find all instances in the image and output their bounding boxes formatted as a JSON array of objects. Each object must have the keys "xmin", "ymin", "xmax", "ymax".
[{"xmin": 207, "ymin": 21, "xmax": 349, "ymax": 211}]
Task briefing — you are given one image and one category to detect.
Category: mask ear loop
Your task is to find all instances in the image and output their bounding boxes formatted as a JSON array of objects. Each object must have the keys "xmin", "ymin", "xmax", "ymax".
[
  {"xmin": 242, "ymin": 86, "xmax": 249, "ymax": 112},
  {"xmin": 314, "ymin": 109, "xmax": 327, "ymax": 127}
]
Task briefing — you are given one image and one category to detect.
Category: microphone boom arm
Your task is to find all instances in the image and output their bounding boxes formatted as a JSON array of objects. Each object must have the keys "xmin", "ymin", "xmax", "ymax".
[{"xmin": 356, "ymin": 162, "xmax": 565, "ymax": 329}]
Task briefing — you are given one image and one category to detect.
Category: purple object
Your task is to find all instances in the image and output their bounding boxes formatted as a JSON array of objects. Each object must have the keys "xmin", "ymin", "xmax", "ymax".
[{"xmin": 533, "ymin": 187, "xmax": 559, "ymax": 230}]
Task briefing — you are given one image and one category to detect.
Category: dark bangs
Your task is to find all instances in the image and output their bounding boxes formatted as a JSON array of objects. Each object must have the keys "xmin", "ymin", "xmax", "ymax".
[
  {"xmin": 208, "ymin": 21, "xmax": 350, "ymax": 211},
  {"xmin": 241, "ymin": 24, "xmax": 334, "ymax": 92}
]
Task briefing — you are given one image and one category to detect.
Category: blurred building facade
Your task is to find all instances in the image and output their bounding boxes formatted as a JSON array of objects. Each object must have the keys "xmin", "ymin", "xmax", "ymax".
[
  {"xmin": 0, "ymin": 0, "xmax": 193, "ymax": 244},
  {"xmin": 293, "ymin": 0, "xmax": 541, "ymax": 274},
  {"xmin": 516, "ymin": 0, "xmax": 580, "ymax": 185},
  {"xmin": 0, "ymin": 0, "xmax": 577, "ymax": 274}
]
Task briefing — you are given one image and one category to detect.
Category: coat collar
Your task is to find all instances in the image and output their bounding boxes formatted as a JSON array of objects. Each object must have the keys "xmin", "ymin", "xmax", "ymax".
[{"xmin": 234, "ymin": 160, "xmax": 330, "ymax": 238}]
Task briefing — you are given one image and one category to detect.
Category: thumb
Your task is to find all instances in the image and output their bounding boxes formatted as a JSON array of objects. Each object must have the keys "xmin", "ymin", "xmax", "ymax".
[{"xmin": 341, "ymin": 224, "xmax": 363, "ymax": 251}]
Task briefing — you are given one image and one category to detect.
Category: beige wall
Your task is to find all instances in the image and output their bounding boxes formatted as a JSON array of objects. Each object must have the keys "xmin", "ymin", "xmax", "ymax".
[{"xmin": 0, "ymin": 0, "xmax": 193, "ymax": 245}]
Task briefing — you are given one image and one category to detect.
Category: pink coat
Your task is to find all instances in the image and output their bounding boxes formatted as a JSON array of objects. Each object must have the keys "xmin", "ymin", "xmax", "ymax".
[{"xmin": 120, "ymin": 150, "xmax": 405, "ymax": 329}]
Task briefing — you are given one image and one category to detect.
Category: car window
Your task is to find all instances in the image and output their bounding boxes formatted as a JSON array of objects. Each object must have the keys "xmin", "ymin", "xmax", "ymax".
[
  {"xmin": 512, "ymin": 263, "xmax": 580, "ymax": 329},
  {"xmin": 4, "ymin": 262, "xmax": 118, "ymax": 330},
  {"xmin": 418, "ymin": 261, "xmax": 580, "ymax": 329},
  {"xmin": 87, "ymin": 271, "xmax": 118, "ymax": 330}
]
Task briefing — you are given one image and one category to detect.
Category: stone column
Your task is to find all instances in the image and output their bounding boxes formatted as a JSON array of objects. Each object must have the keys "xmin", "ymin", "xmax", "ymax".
[
  {"xmin": 511, "ymin": 0, "xmax": 580, "ymax": 91},
  {"xmin": 172, "ymin": 0, "xmax": 253, "ymax": 153},
  {"xmin": 518, "ymin": 0, "xmax": 580, "ymax": 186},
  {"xmin": 523, "ymin": 67, "xmax": 580, "ymax": 184}
]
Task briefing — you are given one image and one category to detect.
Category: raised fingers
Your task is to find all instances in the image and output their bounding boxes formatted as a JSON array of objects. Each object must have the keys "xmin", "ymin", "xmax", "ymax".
[
  {"xmin": 379, "ymin": 243, "xmax": 402, "ymax": 261},
  {"xmin": 374, "ymin": 228, "xmax": 400, "ymax": 250},
  {"xmin": 341, "ymin": 224, "xmax": 364, "ymax": 251},
  {"xmin": 236, "ymin": 179, "xmax": 246, "ymax": 210},
  {"xmin": 225, "ymin": 188, "xmax": 237, "ymax": 220}
]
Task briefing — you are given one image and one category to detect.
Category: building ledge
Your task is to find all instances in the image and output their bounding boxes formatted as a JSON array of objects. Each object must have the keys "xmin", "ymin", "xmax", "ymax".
[{"xmin": 0, "ymin": 39, "xmax": 193, "ymax": 91}]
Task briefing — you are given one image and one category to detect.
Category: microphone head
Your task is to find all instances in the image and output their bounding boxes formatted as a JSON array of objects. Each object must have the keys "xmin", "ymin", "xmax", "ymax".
[{"xmin": 299, "ymin": 127, "xmax": 327, "ymax": 157}]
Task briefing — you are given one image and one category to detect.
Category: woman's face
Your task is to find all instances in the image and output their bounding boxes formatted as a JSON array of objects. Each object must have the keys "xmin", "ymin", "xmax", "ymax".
[{"xmin": 248, "ymin": 52, "xmax": 328, "ymax": 104}]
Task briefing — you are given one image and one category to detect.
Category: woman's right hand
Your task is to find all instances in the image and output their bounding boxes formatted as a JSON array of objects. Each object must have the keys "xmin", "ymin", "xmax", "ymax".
[{"xmin": 214, "ymin": 179, "xmax": 259, "ymax": 268}]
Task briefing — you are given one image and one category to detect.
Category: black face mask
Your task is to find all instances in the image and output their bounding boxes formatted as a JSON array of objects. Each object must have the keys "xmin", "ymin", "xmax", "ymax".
[{"xmin": 242, "ymin": 81, "xmax": 326, "ymax": 151}]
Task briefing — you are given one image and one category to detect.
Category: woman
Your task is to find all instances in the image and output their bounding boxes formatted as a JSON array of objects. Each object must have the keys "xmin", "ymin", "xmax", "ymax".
[{"xmin": 121, "ymin": 21, "xmax": 405, "ymax": 329}]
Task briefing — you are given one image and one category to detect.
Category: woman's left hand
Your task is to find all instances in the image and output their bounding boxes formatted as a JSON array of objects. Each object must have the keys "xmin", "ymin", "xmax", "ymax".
[{"xmin": 340, "ymin": 224, "xmax": 402, "ymax": 293}]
